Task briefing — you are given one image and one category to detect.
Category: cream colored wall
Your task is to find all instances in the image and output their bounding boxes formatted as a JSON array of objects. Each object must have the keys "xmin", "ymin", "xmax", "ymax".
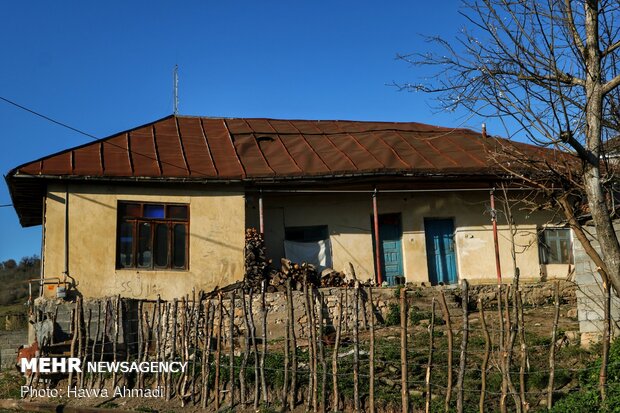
[
  {"xmin": 248, "ymin": 192, "xmax": 571, "ymax": 284},
  {"xmin": 43, "ymin": 183, "xmax": 245, "ymax": 300}
]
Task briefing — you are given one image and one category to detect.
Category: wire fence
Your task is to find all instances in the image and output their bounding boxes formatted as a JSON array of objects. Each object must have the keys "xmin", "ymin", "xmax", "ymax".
[{"xmin": 24, "ymin": 279, "xmax": 602, "ymax": 413}]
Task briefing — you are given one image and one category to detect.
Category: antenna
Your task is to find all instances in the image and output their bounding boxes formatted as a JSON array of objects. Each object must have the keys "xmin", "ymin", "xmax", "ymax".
[{"xmin": 173, "ymin": 65, "xmax": 179, "ymax": 115}]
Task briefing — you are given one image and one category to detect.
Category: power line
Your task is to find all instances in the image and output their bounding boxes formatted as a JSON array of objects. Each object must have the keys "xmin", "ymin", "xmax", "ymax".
[
  {"xmin": 0, "ymin": 96, "xmax": 98, "ymax": 140},
  {"xmin": 0, "ymin": 204, "xmax": 13, "ymax": 208},
  {"xmin": 0, "ymin": 95, "xmax": 211, "ymax": 176}
]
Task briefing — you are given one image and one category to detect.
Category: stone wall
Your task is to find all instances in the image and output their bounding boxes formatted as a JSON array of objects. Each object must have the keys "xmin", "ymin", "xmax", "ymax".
[
  {"xmin": 32, "ymin": 281, "xmax": 577, "ymax": 350},
  {"xmin": 33, "ymin": 288, "xmax": 398, "ymax": 346},
  {"xmin": 33, "ymin": 297, "xmax": 139, "ymax": 353},
  {"xmin": 458, "ymin": 280, "xmax": 577, "ymax": 308}
]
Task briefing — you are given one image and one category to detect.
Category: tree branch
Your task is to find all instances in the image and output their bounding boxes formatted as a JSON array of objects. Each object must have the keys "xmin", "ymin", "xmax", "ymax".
[
  {"xmin": 563, "ymin": 0, "xmax": 586, "ymax": 59},
  {"xmin": 603, "ymin": 73, "xmax": 620, "ymax": 95},
  {"xmin": 602, "ymin": 39, "xmax": 620, "ymax": 57}
]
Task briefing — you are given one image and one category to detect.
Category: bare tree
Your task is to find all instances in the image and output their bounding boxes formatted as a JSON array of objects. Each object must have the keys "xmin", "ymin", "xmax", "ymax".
[{"xmin": 401, "ymin": 0, "xmax": 620, "ymax": 294}]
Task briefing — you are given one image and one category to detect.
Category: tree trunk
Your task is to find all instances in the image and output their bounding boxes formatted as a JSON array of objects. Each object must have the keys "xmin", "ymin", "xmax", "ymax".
[{"xmin": 583, "ymin": 0, "xmax": 620, "ymax": 296}]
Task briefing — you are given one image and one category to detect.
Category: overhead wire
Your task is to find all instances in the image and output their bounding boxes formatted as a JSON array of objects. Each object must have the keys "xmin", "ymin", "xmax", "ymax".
[{"xmin": 0, "ymin": 95, "xmax": 214, "ymax": 177}]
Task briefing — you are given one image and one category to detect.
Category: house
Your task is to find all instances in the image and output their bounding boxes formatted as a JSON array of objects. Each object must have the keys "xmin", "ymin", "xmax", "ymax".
[{"xmin": 6, "ymin": 115, "xmax": 573, "ymax": 300}]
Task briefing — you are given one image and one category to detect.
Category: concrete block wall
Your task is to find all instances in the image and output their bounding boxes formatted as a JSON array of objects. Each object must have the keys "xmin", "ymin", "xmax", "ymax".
[
  {"xmin": 0, "ymin": 329, "xmax": 28, "ymax": 369},
  {"xmin": 573, "ymin": 223, "xmax": 620, "ymax": 346}
]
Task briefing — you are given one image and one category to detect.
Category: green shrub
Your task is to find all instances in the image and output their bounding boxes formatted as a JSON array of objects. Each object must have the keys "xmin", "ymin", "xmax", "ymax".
[
  {"xmin": 551, "ymin": 389, "xmax": 599, "ymax": 413},
  {"xmin": 384, "ymin": 303, "xmax": 400, "ymax": 326},
  {"xmin": 0, "ymin": 371, "xmax": 24, "ymax": 399},
  {"xmin": 550, "ymin": 338, "xmax": 620, "ymax": 412},
  {"xmin": 526, "ymin": 369, "xmax": 549, "ymax": 390}
]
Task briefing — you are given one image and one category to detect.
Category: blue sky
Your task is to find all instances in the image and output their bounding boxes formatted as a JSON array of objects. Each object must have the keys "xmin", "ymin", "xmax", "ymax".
[{"xmin": 0, "ymin": 1, "xmax": 503, "ymax": 261}]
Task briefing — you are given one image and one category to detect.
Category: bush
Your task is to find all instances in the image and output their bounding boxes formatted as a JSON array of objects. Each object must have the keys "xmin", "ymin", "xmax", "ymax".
[
  {"xmin": 551, "ymin": 389, "xmax": 600, "ymax": 413},
  {"xmin": 550, "ymin": 338, "xmax": 620, "ymax": 412},
  {"xmin": 0, "ymin": 255, "xmax": 40, "ymax": 306},
  {"xmin": 384, "ymin": 303, "xmax": 400, "ymax": 326}
]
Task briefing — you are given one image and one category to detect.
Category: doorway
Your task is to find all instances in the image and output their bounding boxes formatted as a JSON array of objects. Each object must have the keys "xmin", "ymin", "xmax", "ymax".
[
  {"xmin": 372, "ymin": 213, "xmax": 404, "ymax": 286},
  {"xmin": 424, "ymin": 218, "xmax": 458, "ymax": 285}
]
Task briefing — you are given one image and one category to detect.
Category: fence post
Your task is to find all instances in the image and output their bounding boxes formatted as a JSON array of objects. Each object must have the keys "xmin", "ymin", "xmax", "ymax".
[
  {"xmin": 400, "ymin": 287, "xmax": 409, "ymax": 413},
  {"xmin": 229, "ymin": 290, "xmax": 236, "ymax": 407},
  {"xmin": 282, "ymin": 283, "xmax": 291, "ymax": 409},
  {"xmin": 287, "ymin": 279, "xmax": 298, "ymax": 411},
  {"xmin": 332, "ymin": 290, "xmax": 343, "ymax": 412},
  {"xmin": 547, "ymin": 282, "xmax": 559, "ymax": 410},
  {"xmin": 354, "ymin": 282, "xmax": 361, "ymax": 413},
  {"xmin": 215, "ymin": 293, "xmax": 223, "ymax": 411},
  {"xmin": 260, "ymin": 280, "xmax": 268, "ymax": 405},
  {"xmin": 479, "ymin": 298, "xmax": 490, "ymax": 413},
  {"xmin": 318, "ymin": 290, "xmax": 327, "ymax": 413},
  {"xmin": 456, "ymin": 279, "xmax": 469, "ymax": 413},
  {"xmin": 439, "ymin": 290, "xmax": 453, "ymax": 412},
  {"xmin": 425, "ymin": 298, "xmax": 435, "ymax": 413},
  {"xmin": 369, "ymin": 287, "xmax": 376, "ymax": 413}
]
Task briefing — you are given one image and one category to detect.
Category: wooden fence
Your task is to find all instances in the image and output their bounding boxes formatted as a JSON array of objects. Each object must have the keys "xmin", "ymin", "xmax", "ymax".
[{"xmin": 27, "ymin": 278, "xmax": 601, "ymax": 413}]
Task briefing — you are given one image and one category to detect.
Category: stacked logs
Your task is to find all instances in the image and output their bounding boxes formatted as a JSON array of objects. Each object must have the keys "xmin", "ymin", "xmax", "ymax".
[
  {"xmin": 244, "ymin": 228, "xmax": 368, "ymax": 290},
  {"xmin": 269, "ymin": 260, "xmax": 320, "ymax": 291},
  {"xmin": 320, "ymin": 269, "xmax": 349, "ymax": 287},
  {"xmin": 244, "ymin": 228, "xmax": 270, "ymax": 291}
]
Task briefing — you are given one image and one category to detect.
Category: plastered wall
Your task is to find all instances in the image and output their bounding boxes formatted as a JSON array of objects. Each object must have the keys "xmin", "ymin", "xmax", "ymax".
[
  {"xmin": 246, "ymin": 191, "xmax": 572, "ymax": 284},
  {"xmin": 43, "ymin": 183, "xmax": 245, "ymax": 300}
]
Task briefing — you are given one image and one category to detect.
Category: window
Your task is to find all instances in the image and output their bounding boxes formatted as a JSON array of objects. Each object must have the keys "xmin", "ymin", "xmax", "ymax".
[
  {"xmin": 285, "ymin": 225, "xmax": 329, "ymax": 242},
  {"xmin": 283, "ymin": 225, "xmax": 332, "ymax": 270},
  {"xmin": 117, "ymin": 202, "xmax": 189, "ymax": 270},
  {"xmin": 539, "ymin": 228, "xmax": 572, "ymax": 265}
]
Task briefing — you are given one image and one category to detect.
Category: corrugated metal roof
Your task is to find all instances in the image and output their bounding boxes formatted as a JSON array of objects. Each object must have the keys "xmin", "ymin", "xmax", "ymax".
[
  {"xmin": 6, "ymin": 115, "xmax": 568, "ymax": 227},
  {"xmin": 8, "ymin": 115, "xmax": 561, "ymax": 179}
]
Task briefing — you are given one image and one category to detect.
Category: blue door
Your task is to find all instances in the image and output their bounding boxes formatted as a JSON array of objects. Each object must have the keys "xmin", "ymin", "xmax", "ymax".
[
  {"xmin": 372, "ymin": 214, "xmax": 404, "ymax": 285},
  {"xmin": 424, "ymin": 218, "xmax": 458, "ymax": 285}
]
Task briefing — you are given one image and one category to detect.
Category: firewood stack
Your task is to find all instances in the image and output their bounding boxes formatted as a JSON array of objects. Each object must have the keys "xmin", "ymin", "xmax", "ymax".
[
  {"xmin": 244, "ymin": 228, "xmax": 270, "ymax": 290},
  {"xmin": 320, "ymin": 269, "xmax": 348, "ymax": 287},
  {"xmin": 268, "ymin": 259, "xmax": 321, "ymax": 291},
  {"xmin": 244, "ymin": 228, "xmax": 371, "ymax": 291}
]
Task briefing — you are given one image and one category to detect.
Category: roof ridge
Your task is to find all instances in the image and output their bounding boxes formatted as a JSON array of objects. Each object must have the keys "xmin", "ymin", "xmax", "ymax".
[{"xmin": 173, "ymin": 114, "xmax": 475, "ymax": 132}]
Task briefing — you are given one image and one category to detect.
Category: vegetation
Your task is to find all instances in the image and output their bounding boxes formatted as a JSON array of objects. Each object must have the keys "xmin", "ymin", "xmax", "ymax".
[
  {"xmin": 0, "ymin": 255, "xmax": 40, "ymax": 310},
  {"xmin": 550, "ymin": 338, "xmax": 620, "ymax": 412},
  {"xmin": 0, "ymin": 370, "xmax": 24, "ymax": 399}
]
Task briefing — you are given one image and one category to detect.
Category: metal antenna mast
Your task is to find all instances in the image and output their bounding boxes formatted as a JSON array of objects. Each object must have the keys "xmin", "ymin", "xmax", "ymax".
[{"xmin": 173, "ymin": 65, "xmax": 179, "ymax": 114}]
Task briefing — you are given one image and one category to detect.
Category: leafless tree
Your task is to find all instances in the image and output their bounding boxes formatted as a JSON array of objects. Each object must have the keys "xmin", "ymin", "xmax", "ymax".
[{"xmin": 400, "ymin": 0, "xmax": 620, "ymax": 295}]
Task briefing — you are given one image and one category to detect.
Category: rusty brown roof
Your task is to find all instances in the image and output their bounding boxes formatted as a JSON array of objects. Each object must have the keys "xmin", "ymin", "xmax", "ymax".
[
  {"xmin": 6, "ymin": 115, "xmax": 568, "ymax": 226},
  {"xmin": 8, "ymin": 115, "xmax": 562, "ymax": 179}
]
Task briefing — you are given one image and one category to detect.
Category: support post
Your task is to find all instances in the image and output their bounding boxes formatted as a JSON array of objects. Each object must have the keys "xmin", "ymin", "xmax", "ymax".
[
  {"xmin": 490, "ymin": 189, "xmax": 502, "ymax": 284},
  {"xmin": 259, "ymin": 190, "xmax": 264, "ymax": 235},
  {"xmin": 372, "ymin": 188, "xmax": 383, "ymax": 286},
  {"xmin": 64, "ymin": 187, "xmax": 69, "ymax": 282}
]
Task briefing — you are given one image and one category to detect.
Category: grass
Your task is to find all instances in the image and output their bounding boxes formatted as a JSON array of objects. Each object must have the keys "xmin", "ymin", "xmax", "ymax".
[{"xmin": 0, "ymin": 370, "xmax": 24, "ymax": 399}]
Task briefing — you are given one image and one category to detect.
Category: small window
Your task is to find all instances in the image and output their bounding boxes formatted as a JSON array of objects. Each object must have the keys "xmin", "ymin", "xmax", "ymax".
[
  {"xmin": 283, "ymin": 225, "xmax": 332, "ymax": 270},
  {"xmin": 285, "ymin": 225, "xmax": 329, "ymax": 242},
  {"xmin": 116, "ymin": 202, "xmax": 189, "ymax": 270},
  {"xmin": 539, "ymin": 228, "xmax": 572, "ymax": 264}
]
